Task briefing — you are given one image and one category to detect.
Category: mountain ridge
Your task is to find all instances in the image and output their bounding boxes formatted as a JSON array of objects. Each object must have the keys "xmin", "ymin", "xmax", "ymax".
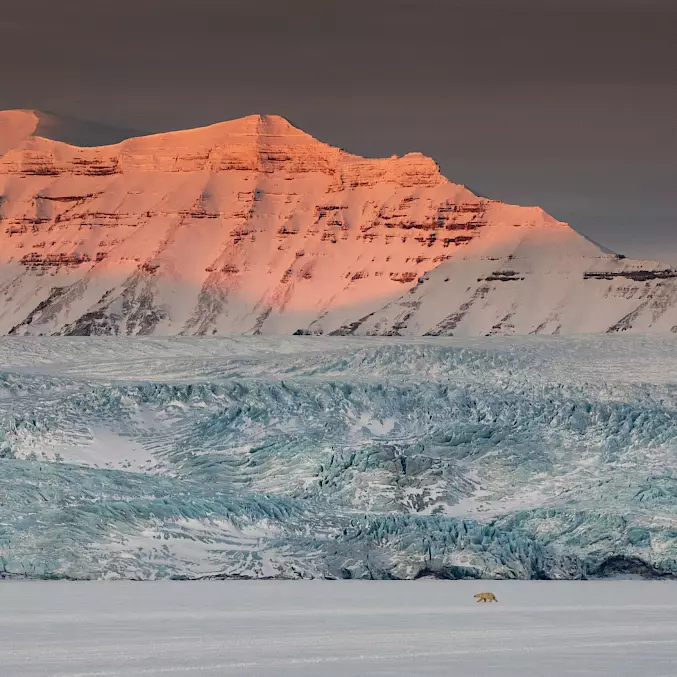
[
  {"xmin": 0, "ymin": 109, "xmax": 145, "ymax": 151},
  {"xmin": 1, "ymin": 109, "xmax": 675, "ymax": 336}
]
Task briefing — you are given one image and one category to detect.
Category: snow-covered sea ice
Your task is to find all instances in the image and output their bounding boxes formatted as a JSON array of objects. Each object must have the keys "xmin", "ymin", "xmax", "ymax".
[{"xmin": 1, "ymin": 581, "xmax": 676, "ymax": 676}]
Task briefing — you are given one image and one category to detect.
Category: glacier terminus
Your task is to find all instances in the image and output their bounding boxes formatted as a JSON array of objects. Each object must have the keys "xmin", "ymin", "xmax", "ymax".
[{"xmin": 1, "ymin": 335, "xmax": 676, "ymax": 580}]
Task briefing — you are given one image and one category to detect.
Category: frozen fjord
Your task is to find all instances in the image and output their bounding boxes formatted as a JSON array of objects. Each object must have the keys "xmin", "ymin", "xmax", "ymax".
[
  {"xmin": 1, "ymin": 581, "xmax": 676, "ymax": 677},
  {"xmin": 1, "ymin": 335, "xmax": 677, "ymax": 580}
]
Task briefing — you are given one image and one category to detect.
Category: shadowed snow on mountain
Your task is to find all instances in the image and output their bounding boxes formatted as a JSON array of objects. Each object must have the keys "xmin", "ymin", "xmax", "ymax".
[{"xmin": 1, "ymin": 109, "xmax": 676, "ymax": 337}]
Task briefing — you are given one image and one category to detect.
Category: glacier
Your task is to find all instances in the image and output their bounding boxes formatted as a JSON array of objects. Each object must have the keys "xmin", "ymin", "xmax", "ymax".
[{"xmin": 1, "ymin": 335, "xmax": 677, "ymax": 580}]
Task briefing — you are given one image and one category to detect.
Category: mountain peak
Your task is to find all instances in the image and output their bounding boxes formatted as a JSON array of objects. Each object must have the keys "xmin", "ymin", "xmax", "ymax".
[
  {"xmin": 255, "ymin": 113, "xmax": 301, "ymax": 132},
  {"xmin": 0, "ymin": 110, "xmax": 39, "ymax": 154}
]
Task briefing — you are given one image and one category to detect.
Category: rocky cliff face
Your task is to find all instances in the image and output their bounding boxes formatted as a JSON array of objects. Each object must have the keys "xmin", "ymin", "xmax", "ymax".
[{"xmin": 1, "ymin": 109, "xmax": 676, "ymax": 336}]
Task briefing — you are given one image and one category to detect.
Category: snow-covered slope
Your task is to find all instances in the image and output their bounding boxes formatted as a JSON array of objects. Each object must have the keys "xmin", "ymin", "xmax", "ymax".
[
  {"xmin": 1, "ymin": 336, "xmax": 677, "ymax": 580},
  {"xmin": 1, "ymin": 109, "xmax": 675, "ymax": 336}
]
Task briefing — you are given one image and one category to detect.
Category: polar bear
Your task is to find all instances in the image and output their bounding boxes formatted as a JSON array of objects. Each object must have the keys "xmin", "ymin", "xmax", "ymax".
[{"xmin": 474, "ymin": 592, "xmax": 498, "ymax": 603}]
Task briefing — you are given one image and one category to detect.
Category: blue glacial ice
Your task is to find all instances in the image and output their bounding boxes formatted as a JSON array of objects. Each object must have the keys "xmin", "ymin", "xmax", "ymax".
[{"xmin": 0, "ymin": 335, "xmax": 676, "ymax": 579}]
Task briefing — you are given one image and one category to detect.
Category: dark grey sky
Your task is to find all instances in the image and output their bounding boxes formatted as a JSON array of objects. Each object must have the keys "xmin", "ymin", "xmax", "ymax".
[{"xmin": 2, "ymin": 0, "xmax": 675, "ymax": 262}]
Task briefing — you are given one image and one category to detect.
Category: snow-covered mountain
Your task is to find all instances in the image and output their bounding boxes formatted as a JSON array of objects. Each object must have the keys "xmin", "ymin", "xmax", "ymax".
[{"xmin": 1, "ymin": 109, "xmax": 676, "ymax": 336}]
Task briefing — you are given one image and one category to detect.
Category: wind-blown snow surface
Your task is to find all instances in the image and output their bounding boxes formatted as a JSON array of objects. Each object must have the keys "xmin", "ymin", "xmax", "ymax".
[
  {"xmin": 1, "ymin": 336, "xmax": 677, "ymax": 580},
  {"xmin": 2, "ymin": 581, "xmax": 677, "ymax": 677},
  {"xmin": 2, "ymin": 109, "xmax": 677, "ymax": 336}
]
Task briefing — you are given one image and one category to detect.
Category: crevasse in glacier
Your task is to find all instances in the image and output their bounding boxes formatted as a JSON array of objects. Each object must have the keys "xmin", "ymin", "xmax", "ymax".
[{"xmin": 0, "ymin": 335, "xmax": 676, "ymax": 579}]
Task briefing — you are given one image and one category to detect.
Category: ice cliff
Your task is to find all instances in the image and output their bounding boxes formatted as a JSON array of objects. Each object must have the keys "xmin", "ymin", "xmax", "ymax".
[{"xmin": 1, "ymin": 336, "xmax": 676, "ymax": 580}]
